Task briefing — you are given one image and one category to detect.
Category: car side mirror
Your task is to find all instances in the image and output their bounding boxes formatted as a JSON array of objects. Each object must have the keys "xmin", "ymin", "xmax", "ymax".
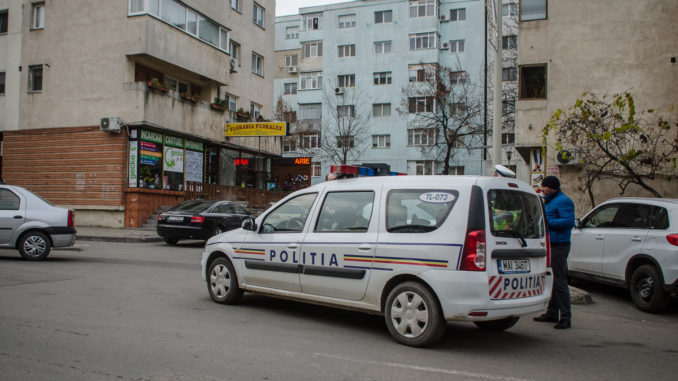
[
  {"xmin": 574, "ymin": 218, "xmax": 581, "ymax": 228},
  {"xmin": 242, "ymin": 217, "xmax": 257, "ymax": 231}
]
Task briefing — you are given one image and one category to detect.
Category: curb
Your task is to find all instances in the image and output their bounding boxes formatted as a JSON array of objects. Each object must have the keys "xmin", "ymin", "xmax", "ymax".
[
  {"xmin": 569, "ymin": 286, "xmax": 593, "ymax": 305},
  {"xmin": 76, "ymin": 236, "xmax": 164, "ymax": 243}
]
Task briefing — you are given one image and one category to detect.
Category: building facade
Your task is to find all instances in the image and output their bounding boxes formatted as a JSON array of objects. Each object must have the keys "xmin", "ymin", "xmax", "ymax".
[
  {"xmin": 0, "ymin": 0, "xmax": 278, "ymax": 227},
  {"xmin": 274, "ymin": 0, "xmax": 519, "ymax": 183},
  {"xmin": 515, "ymin": 0, "xmax": 678, "ymax": 212}
]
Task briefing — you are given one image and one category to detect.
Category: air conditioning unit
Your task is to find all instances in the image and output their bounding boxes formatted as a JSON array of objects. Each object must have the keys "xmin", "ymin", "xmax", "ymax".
[
  {"xmin": 556, "ymin": 148, "xmax": 581, "ymax": 165},
  {"xmin": 229, "ymin": 58, "xmax": 238, "ymax": 73},
  {"xmin": 100, "ymin": 117, "xmax": 122, "ymax": 133},
  {"xmin": 288, "ymin": 66, "xmax": 297, "ymax": 73},
  {"xmin": 439, "ymin": 15, "xmax": 447, "ymax": 22},
  {"xmin": 440, "ymin": 41, "xmax": 450, "ymax": 50},
  {"xmin": 334, "ymin": 87, "xmax": 344, "ymax": 95}
]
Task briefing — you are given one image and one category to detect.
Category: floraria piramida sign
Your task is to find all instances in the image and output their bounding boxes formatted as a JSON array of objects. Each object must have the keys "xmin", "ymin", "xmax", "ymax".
[{"xmin": 225, "ymin": 122, "xmax": 287, "ymax": 137}]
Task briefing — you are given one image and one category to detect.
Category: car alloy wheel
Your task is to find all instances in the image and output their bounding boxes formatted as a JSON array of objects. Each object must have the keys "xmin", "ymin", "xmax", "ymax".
[
  {"xmin": 630, "ymin": 264, "xmax": 670, "ymax": 313},
  {"xmin": 18, "ymin": 231, "xmax": 51, "ymax": 260}
]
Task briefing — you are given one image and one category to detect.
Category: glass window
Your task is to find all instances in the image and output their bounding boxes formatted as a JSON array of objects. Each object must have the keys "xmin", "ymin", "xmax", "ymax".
[
  {"xmin": 28, "ymin": 65, "xmax": 43, "ymax": 92},
  {"xmin": 231, "ymin": 0, "xmax": 240, "ymax": 12},
  {"xmin": 303, "ymin": 41, "xmax": 323, "ymax": 58},
  {"xmin": 301, "ymin": 133, "xmax": 320, "ymax": 148},
  {"xmin": 0, "ymin": 189, "xmax": 20, "ymax": 210},
  {"xmin": 338, "ymin": 14, "xmax": 356, "ymax": 29},
  {"xmin": 488, "ymin": 190, "xmax": 544, "ymax": 238},
  {"xmin": 285, "ymin": 26, "xmax": 299, "ymax": 39},
  {"xmin": 230, "ymin": 40, "xmax": 240, "ymax": 62},
  {"xmin": 285, "ymin": 54, "xmax": 298, "ymax": 67},
  {"xmin": 450, "ymin": 8, "xmax": 466, "ymax": 21},
  {"xmin": 337, "ymin": 105, "xmax": 355, "ymax": 118},
  {"xmin": 161, "ymin": 0, "xmax": 185, "ymax": 29},
  {"xmin": 503, "ymin": 3, "xmax": 518, "ymax": 17},
  {"xmin": 316, "ymin": 192, "xmax": 374, "ymax": 232},
  {"xmin": 337, "ymin": 135, "xmax": 355, "ymax": 148},
  {"xmin": 503, "ymin": 67, "xmax": 517, "ymax": 81},
  {"xmin": 312, "ymin": 162, "xmax": 321, "ymax": 177},
  {"xmin": 372, "ymin": 135, "xmax": 390, "ymax": 148},
  {"xmin": 520, "ymin": 64, "xmax": 547, "ymax": 99},
  {"xmin": 252, "ymin": 53, "xmax": 263, "ymax": 76},
  {"xmin": 450, "ymin": 39, "xmax": 465, "ymax": 52},
  {"xmin": 261, "ymin": 193, "xmax": 317, "ymax": 233},
  {"xmin": 32, "ymin": 2, "xmax": 45, "ymax": 29},
  {"xmin": 130, "ymin": 0, "xmax": 145, "ymax": 13},
  {"xmin": 520, "ymin": 0, "xmax": 547, "ymax": 21},
  {"xmin": 374, "ymin": 10, "xmax": 392, "ymax": 23},
  {"xmin": 386, "ymin": 189, "xmax": 458, "ymax": 232},
  {"xmin": 198, "ymin": 16, "xmax": 219, "ymax": 46},
  {"xmin": 283, "ymin": 83, "xmax": 297, "ymax": 95},
  {"xmin": 0, "ymin": 72, "xmax": 5, "ymax": 95},
  {"xmin": 299, "ymin": 103, "xmax": 322, "ymax": 120},
  {"xmin": 649, "ymin": 206, "xmax": 669, "ymax": 230},
  {"xmin": 373, "ymin": 72, "xmax": 392, "ymax": 85},
  {"xmin": 338, "ymin": 44, "xmax": 355, "ymax": 58},
  {"xmin": 372, "ymin": 103, "xmax": 391, "ymax": 117},
  {"xmin": 337, "ymin": 74, "xmax": 355, "ymax": 88},
  {"xmin": 219, "ymin": 28, "xmax": 229, "ymax": 51},
  {"xmin": 299, "ymin": 73, "xmax": 323, "ymax": 90},
  {"xmin": 409, "ymin": 0, "xmax": 435, "ymax": 18},
  {"xmin": 250, "ymin": 103, "xmax": 261, "ymax": 119},
  {"xmin": 408, "ymin": 65, "xmax": 433, "ymax": 82},
  {"xmin": 408, "ymin": 129, "xmax": 435, "ymax": 146},
  {"xmin": 503, "ymin": 35, "xmax": 517, "ymax": 50},
  {"xmin": 253, "ymin": 2, "xmax": 264, "ymax": 27},
  {"xmin": 409, "ymin": 32, "xmax": 437, "ymax": 50},
  {"xmin": 148, "ymin": 0, "xmax": 159, "ymax": 15},
  {"xmin": 450, "ymin": 71, "xmax": 468, "ymax": 84},
  {"xmin": 408, "ymin": 97, "xmax": 434, "ymax": 113},
  {"xmin": 374, "ymin": 41, "xmax": 391, "ymax": 54},
  {"xmin": 0, "ymin": 10, "xmax": 7, "ymax": 34},
  {"xmin": 186, "ymin": 9, "xmax": 197, "ymax": 34},
  {"xmin": 302, "ymin": 12, "xmax": 321, "ymax": 30}
]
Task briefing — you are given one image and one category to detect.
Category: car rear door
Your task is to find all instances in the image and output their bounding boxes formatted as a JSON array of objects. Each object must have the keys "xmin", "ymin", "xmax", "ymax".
[
  {"xmin": 601, "ymin": 203, "xmax": 651, "ymax": 280},
  {"xmin": 0, "ymin": 188, "xmax": 25, "ymax": 245}
]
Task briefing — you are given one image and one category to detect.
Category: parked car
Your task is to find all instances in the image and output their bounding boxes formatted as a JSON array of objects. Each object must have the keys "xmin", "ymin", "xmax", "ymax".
[
  {"xmin": 201, "ymin": 175, "xmax": 552, "ymax": 347},
  {"xmin": 569, "ymin": 197, "xmax": 678, "ymax": 312},
  {"xmin": 0, "ymin": 184, "xmax": 76, "ymax": 260},
  {"xmin": 157, "ymin": 200, "xmax": 251, "ymax": 245}
]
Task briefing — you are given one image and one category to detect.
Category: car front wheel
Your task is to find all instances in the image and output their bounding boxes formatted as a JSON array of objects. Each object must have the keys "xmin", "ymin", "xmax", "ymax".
[
  {"xmin": 207, "ymin": 257, "xmax": 243, "ymax": 305},
  {"xmin": 384, "ymin": 281, "xmax": 446, "ymax": 347},
  {"xmin": 630, "ymin": 264, "xmax": 670, "ymax": 313},
  {"xmin": 18, "ymin": 231, "xmax": 52, "ymax": 260}
]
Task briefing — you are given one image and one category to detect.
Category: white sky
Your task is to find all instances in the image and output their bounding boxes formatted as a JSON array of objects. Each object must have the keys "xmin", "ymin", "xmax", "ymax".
[{"xmin": 276, "ymin": 0, "xmax": 353, "ymax": 16}]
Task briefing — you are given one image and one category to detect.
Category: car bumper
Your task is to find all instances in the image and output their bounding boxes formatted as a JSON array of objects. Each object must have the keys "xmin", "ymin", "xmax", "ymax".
[
  {"xmin": 157, "ymin": 224, "xmax": 211, "ymax": 240},
  {"xmin": 46, "ymin": 227, "xmax": 76, "ymax": 248}
]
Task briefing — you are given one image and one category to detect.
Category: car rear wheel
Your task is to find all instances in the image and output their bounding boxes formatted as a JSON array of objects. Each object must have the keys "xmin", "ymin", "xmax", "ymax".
[
  {"xmin": 212, "ymin": 226, "xmax": 224, "ymax": 236},
  {"xmin": 473, "ymin": 317, "xmax": 520, "ymax": 331},
  {"xmin": 630, "ymin": 264, "xmax": 670, "ymax": 313},
  {"xmin": 18, "ymin": 231, "xmax": 51, "ymax": 260},
  {"xmin": 384, "ymin": 281, "xmax": 446, "ymax": 347},
  {"xmin": 164, "ymin": 237, "xmax": 179, "ymax": 245},
  {"xmin": 207, "ymin": 257, "xmax": 243, "ymax": 305}
]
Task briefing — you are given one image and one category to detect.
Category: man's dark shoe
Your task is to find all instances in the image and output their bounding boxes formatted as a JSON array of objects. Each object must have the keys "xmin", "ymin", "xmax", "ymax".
[
  {"xmin": 554, "ymin": 320, "xmax": 571, "ymax": 329},
  {"xmin": 533, "ymin": 314, "xmax": 558, "ymax": 323}
]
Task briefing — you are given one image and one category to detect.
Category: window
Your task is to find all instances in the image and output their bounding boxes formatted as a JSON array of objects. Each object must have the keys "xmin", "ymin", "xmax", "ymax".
[
  {"xmin": 231, "ymin": 0, "xmax": 240, "ymax": 12},
  {"xmin": 337, "ymin": 105, "xmax": 355, "ymax": 118},
  {"xmin": 449, "ymin": 166, "xmax": 465, "ymax": 175},
  {"xmin": 451, "ymin": 102, "xmax": 467, "ymax": 115},
  {"xmin": 374, "ymin": 41, "xmax": 391, "ymax": 54},
  {"xmin": 502, "ymin": 67, "xmax": 517, "ymax": 81},
  {"xmin": 373, "ymin": 72, "xmax": 392, "ymax": 85},
  {"xmin": 408, "ymin": 97, "xmax": 434, "ymax": 113},
  {"xmin": 449, "ymin": 39, "xmax": 465, "ymax": 52},
  {"xmin": 250, "ymin": 103, "xmax": 261, "ymax": 120},
  {"xmin": 374, "ymin": 10, "xmax": 392, "ymax": 24},
  {"xmin": 582, "ymin": 203, "xmax": 656, "ymax": 229},
  {"xmin": 253, "ymin": 2, "xmax": 264, "ymax": 27},
  {"xmin": 503, "ymin": 35, "xmax": 517, "ymax": 50},
  {"xmin": 502, "ymin": 100, "xmax": 516, "ymax": 115},
  {"xmin": 0, "ymin": 72, "xmax": 5, "ymax": 95},
  {"xmin": 261, "ymin": 193, "xmax": 317, "ymax": 233},
  {"xmin": 28, "ymin": 65, "xmax": 43, "ymax": 92},
  {"xmin": 520, "ymin": 0, "xmax": 547, "ymax": 21},
  {"xmin": 338, "ymin": 14, "xmax": 356, "ymax": 29},
  {"xmin": 409, "ymin": 0, "xmax": 435, "ymax": 18},
  {"xmin": 285, "ymin": 26, "xmax": 299, "ymax": 39},
  {"xmin": 338, "ymin": 44, "xmax": 355, "ymax": 58},
  {"xmin": 0, "ymin": 189, "xmax": 20, "ymax": 210},
  {"xmin": 301, "ymin": 133, "xmax": 320, "ymax": 148},
  {"xmin": 303, "ymin": 41, "xmax": 322, "ymax": 58},
  {"xmin": 198, "ymin": 15, "xmax": 219, "ymax": 46},
  {"xmin": 502, "ymin": 133, "xmax": 515, "ymax": 144},
  {"xmin": 503, "ymin": 3, "xmax": 518, "ymax": 17},
  {"xmin": 337, "ymin": 74, "xmax": 355, "ymax": 88},
  {"xmin": 230, "ymin": 40, "xmax": 240, "ymax": 64},
  {"xmin": 520, "ymin": 64, "xmax": 547, "ymax": 99},
  {"xmin": 408, "ymin": 129, "xmax": 436, "ymax": 146},
  {"xmin": 283, "ymin": 83, "xmax": 297, "ymax": 95},
  {"xmin": 302, "ymin": 12, "xmax": 321, "ymax": 30},
  {"xmin": 316, "ymin": 191, "xmax": 373, "ymax": 232},
  {"xmin": 387, "ymin": 189, "xmax": 455, "ymax": 230},
  {"xmin": 372, "ymin": 135, "xmax": 390, "ymax": 148},
  {"xmin": 450, "ymin": 71, "xmax": 468, "ymax": 84},
  {"xmin": 450, "ymin": 8, "xmax": 466, "ymax": 21},
  {"xmin": 0, "ymin": 10, "xmax": 8, "ymax": 34},
  {"xmin": 337, "ymin": 135, "xmax": 355, "ymax": 148},
  {"xmin": 409, "ymin": 32, "xmax": 437, "ymax": 50},
  {"xmin": 299, "ymin": 103, "xmax": 321, "ymax": 120},
  {"xmin": 299, "ymin": 73, "xmax": 323, "ymax": 90},
  {"xmin": 411, "ymin": 160, "xmax": 435, "ymax": 175},
  {"xmin": 285, "ymin": 54, "xmax": 298, "ymax": 67},
  {"xmin": 408, "ymin": 65, "xmax": 432, "ymax": 82},
  {"xmin": 252, "ymin": 52, "xmax": 263, "ymax": 76},
  {"xmin": 312, "ymin": 162, "xmax": 321, "ymax": 177},
  {"xmin": 32, "ymin": 2, "xmax": 45, "ymax": 29},
  {"xmin": 373, "ymin": 103, "xmax": 391, "ymax": 117}
]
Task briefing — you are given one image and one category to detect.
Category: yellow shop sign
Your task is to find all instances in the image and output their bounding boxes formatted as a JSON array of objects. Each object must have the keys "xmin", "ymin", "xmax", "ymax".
[{"xmin": 225, "ymin": 122, "xmax": 287, "ymax": 137}]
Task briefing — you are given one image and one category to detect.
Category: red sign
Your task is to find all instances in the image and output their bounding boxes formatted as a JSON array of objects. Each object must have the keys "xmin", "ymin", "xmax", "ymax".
[
  {"xmin": 234, "ymin": 159, "xmax": 249, "ymax": 166},
  {"xmin": 294, "ymin": 157, "xmax": 311, "ymax": 165}
]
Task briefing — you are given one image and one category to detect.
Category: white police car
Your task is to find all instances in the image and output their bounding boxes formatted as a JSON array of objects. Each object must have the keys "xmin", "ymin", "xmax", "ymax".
[{"xmin": 201, "ymin": 172, "xmax": 552, "ymax": 346}]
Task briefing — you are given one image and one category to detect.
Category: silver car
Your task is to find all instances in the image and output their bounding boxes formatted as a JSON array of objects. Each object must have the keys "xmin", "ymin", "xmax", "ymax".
[{"xmin": 0, "ymin": 184, "xmax": 76, "ymax": 260}]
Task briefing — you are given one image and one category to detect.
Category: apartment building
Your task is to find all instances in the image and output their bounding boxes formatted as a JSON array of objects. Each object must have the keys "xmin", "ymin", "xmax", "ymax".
[
  {"xmin": 515, "ymin": 0, "xmax": 678, "ymax": 210},
  {"xmin": 274, "ymin": 0, "xmax": 520, "ymax": 182},
  {"xmin": 0, "ymin": 0, "xmax": 277, "ymax": 227}
]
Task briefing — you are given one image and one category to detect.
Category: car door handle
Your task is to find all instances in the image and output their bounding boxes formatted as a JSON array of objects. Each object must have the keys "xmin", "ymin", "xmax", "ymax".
[
  {"xmin": 595, "ymin": 235, "xmax": 604, "ymax": 240},
  {"xmin": 358, "ymin": 244, "xmax": 373, "ymax": 251},
  {"xmin": 287, "ymin": 243, "xmax": 299, "ymax": 249},
  {"xmin": 13, "ymin": 215, "xmax": 23, "ymax": 219},
  {"xmin": 631, "ymin": 237, "xmax": 642, "ymax": 242}
]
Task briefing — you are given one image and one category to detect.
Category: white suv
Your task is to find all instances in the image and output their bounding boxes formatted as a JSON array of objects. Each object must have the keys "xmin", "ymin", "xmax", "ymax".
[
  {"xmin": 569, "ymin": 198, "xmax": 678, "ymax": 312},
  {"xmin": 201, "ymin": 175, "xmax": 552, "ymax": 346}
]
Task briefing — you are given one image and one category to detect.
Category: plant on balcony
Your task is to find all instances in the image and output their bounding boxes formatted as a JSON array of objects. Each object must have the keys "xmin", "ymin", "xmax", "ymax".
[
  {"xmin": 236, "ymin": 107, "xmax": 251, "ymax": 122},
  {"xmin": 211, "ymin": 96, "xmax": 228, "ymax": 112},
  {"xmin": 147, "ymin": 77, "xmax": 169, "ymax": 93},
  {"xmin": 180, "ymin": 91, "xmax": 200, "ymax": 103}
]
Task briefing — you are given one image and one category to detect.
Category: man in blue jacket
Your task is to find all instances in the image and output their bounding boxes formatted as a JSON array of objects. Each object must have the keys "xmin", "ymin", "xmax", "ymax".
[{"xmin": 534, "ymin": 176, "xmax": 575, "ymax": 329}]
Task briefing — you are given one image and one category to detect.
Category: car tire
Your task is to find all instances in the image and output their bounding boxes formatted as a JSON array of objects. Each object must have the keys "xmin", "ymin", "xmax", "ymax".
[
  {"xmin": 473, "ymin": 317, "xmax": 520, "ymax": 331},
  {"xmin": 630, "ymin": 264, "xmax": 670, "ymax": 313},
  {"xmin": 212, "ymin": 226, "xmax": 224, "ymax": 237},
  {"xmin": 164, "ymin": 237, "xmax": 179, "ymax": 245},
  {"xmin": 384, "ymin": 281, "xmax": 446, "ymax": 347},
  {"xmin": 207, "ymin": 257, "xmax": 243, "ymax": 305},
  {"xmin": 18, "ymin": 231, "xmax": 52, "ymax": 261}
]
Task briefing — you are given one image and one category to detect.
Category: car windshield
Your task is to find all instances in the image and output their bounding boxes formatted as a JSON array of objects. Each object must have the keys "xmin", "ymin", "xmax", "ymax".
[
  {"xmin": 172, "ymin": 200, "xmax": 214, "ymax": 212},
  {"xmin": 488, "ymin": 189, "xmax": 544, "ymax": 239}
]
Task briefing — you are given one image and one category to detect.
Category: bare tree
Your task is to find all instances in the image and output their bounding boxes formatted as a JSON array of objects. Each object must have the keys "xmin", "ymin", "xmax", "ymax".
[
  {"xmin": 544, "ymin": 91, "xmax": 678, "ymax": 200},
  {"xmin": 399, "ymin": 63, "xmax": 485, "ymax": 175}
]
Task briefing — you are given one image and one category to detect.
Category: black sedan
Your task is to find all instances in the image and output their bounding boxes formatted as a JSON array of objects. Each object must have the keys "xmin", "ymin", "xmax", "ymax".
[{"xmin": 157, "ymin": 200, "xmax": 251, "ymax": 245}]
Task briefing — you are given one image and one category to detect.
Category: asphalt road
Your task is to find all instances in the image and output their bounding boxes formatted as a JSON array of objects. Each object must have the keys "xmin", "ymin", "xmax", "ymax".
[{"xmin": 0, "ymin": 240, "xmax": 676, "ymax": 381}]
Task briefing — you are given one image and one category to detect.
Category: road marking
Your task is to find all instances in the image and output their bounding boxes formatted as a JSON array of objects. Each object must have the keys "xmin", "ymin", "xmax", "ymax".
[{"xmin": 313, "ymin": 352, "xmax": 532, "ymax": 381}]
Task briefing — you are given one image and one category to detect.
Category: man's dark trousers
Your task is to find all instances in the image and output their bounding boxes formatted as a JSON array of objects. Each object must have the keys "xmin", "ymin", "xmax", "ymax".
[{"xmin": 547, "ymin": 242, "xmax": 571, "ymax": 321}]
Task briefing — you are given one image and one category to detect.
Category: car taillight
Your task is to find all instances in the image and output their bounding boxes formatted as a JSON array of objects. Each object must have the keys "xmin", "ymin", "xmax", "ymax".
[
  {"xmin": 191, "ymin": 216, "xmax": 205, "ymax": 224},
  {"xmin": 460, "ymin": 230, "xmax": 486, "ymax": 271},
  {"xmin": 158, "ymin": 214, "xmax": 164, "ymax": 221},
  {"xmin": 545, "ymin": 233, "xmax": 552, "ymax": 267},
  {"xmin": 667, "ymin": 234, "xmax": 678, "ymax": 246},
  {"xmin": 68, "ymin": 210, "xmax": 74, "ymax": 227}
]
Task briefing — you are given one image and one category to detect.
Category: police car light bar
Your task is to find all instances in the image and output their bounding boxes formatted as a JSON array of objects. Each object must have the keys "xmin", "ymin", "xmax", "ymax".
[{"xmin": 330, "ymin": 164, "xmax": 406, "ymax": 177}]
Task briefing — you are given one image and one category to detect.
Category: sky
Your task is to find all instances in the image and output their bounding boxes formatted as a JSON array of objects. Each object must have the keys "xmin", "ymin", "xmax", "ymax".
[{"xmin": 276, "ymin": 0, "xmax": 353, "ymax": 16}]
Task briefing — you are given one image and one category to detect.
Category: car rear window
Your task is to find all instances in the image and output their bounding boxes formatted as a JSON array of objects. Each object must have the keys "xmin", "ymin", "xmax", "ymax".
[
  {"xmin": 386, "ymin": 189, "xmax": 459, "ymax": 233},
  {"xmin": 173, "ymin": 200, "xmax": 214, "ymax": 212},
  {"xmin": 488, "ymin": 190, "xmax": 544, "ymax": 239}
]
